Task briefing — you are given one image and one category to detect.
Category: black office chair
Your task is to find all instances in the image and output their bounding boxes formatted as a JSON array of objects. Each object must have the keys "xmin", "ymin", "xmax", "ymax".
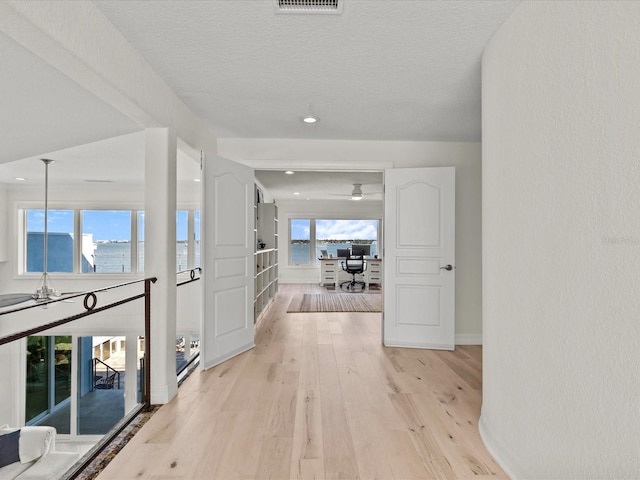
[{"xmin": 340, "ymin": 255, "xmax": 367, "ymax": 292}]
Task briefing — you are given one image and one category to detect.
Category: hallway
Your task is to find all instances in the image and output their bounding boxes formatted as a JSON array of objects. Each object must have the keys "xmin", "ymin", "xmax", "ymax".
[{"xmin": 97, "ymin": 284, "xmax": 506, "ymax": 479}]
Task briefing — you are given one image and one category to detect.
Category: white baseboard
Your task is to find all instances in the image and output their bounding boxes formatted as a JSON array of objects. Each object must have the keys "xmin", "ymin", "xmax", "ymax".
[
  {"xmin": 150, "ymin": 381, "xmax": 178, "ymax": 404},
  {"xmin": 479, "ymin": 413, "xmax": 525, "ymax": 480},
  {"xmin": 384, "ymin": 339, "xmax": 455, "ymax": 350},
  {"xmin": 200, "ymin": 342, "xmax": 254, "ymax": 371},
  {"xmin": 455, "ymin": 333, "xmax": 482, "ymax": 345}
]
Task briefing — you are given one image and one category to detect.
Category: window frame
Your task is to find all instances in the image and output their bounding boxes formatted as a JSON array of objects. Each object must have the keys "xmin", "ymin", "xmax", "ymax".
[
  {"xmin": 288, "ymin": 217, "xmax": 382, "ymax": 266},
  {"xmin": 288, "ymin": 218, "xmax": 314, "ymax": 265},
  {"xmin": 18, "ymin": 203, "xmax": 201, "ymax": 276}
]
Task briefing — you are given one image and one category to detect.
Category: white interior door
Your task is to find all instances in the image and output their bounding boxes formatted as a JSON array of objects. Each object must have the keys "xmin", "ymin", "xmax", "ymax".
[
  {"xmin": 201, "ymin": 154, "xmax": 255, "ymax": 369},
  {"xmin": 383, "ymin": 167, "xmax": 456, "ymax": 350}
]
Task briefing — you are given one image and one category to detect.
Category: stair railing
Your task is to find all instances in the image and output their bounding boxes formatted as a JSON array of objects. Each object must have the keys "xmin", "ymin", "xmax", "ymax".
[{"xmin": 91, "ymin": 357, "xmax": 122, "ymax": 390}]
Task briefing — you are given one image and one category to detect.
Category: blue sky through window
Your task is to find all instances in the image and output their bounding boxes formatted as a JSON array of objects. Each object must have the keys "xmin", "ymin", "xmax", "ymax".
[
  {"xmin": 27, "ymin": 210, "xmax": 197, "ymax": 243},
  {"xmin": 27, "ymin": 210, "xmax": 74, "ymax": 234},
  {"xmin": 291, "ymin": 219, "xmax": 310, "ymax": 240},
  {"xmin": 316, "ymin": 219, "xmax": 377, "ymax": 240}
]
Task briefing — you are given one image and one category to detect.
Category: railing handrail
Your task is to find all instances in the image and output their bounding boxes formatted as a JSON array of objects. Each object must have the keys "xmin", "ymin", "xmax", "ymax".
[
  {"xmin": 176, "ymin": 267, "xmax": 202, "ymax": 287},
  {"xmin": 0, "ymin": 277, "xmax": 157, "ymax": 409},
  {"xmin": 0, "ymin": 277, "xmax": 157, "ymax": 317}
]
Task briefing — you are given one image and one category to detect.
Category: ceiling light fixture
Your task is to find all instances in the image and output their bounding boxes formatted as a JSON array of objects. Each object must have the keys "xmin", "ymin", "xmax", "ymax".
[
  {"xmin": 15, "ymin": 177, "xmax": 27, "ymax": 181},
  {"xmin": 294, "ymin": 192, "xmax": 300, "ymax": 195},
  {"xmin": 285, "ymin": 170, "xmax": 295, "ymax": 175},
  {"xmin": 302, "ymin": 116, "xmax": 318, "ymax": 124},
  {"xmin": 33, "ymin": 159, "xmax": 59, "ymax": 302},
  {"xmin": 194, "ymin": 178, "xmax": 201, "ymax": 182}
]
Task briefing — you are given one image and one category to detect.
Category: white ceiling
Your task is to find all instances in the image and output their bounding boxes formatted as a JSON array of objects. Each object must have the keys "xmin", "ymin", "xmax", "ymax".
[
  {"xmin": 93, "ymin": 0, "xmax": 520, "ymax": 141},
  {"xmin": 0, "ymin": 31, "xmax": 141, "ymax": 166},
  {"xmin": 0, "ymin": 1, "xmax": 521, "ymax": 197},
  {"xmin": 0, "ymin": 132, "xmax": 201, "ymax": 188},
  {"xmin": 256, "ymin": 170, "xmax": 383, "ymax": 202}
]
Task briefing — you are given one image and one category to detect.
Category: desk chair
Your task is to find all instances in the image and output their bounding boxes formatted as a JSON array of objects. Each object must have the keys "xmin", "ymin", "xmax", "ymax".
[{"xmin": 341, "ymin": 255, "xmax": 367, "ymax": 292}]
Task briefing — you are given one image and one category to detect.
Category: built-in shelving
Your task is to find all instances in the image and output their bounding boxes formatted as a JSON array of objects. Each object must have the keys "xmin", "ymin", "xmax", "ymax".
[{"xmin": 254, "ymin": 200, "xmax": 278, "ymax": 323}]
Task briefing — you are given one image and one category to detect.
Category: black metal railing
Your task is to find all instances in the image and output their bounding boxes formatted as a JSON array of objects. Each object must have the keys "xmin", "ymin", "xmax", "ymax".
[
  {"xmin": 176, "ymin": 266, "xmax": 201, "ymax": 287},
  {"xmin": 0, "ymin": 277, "xmax": 157, "ymax": 405},
  {"xmin": 92, "ymin": 358, "xmax": 121, "ymax": 390},
  {"xmin": 175, "ymin": 267, "xmax": 201, "ymax": 375}
]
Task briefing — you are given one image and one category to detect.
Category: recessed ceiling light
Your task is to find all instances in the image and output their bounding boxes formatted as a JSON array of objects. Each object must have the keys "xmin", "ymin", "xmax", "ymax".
[
  {"xmin": 194, "ymin": 178, "xmax": 201, "ymax": 182},
  {"xmin": 294, "ymin": 192, "xmax": 300, "ymax": 195},
  {"xmin": 302, "ymin": 116, "xmax": 318, "ymax": 124},
  {"xmin": 285, "ymin": 170, "xmax": 295, "ymax": 175},
  {"xmin": 15, "ymin": 177, "xmax": 27, "ymax": 181}
]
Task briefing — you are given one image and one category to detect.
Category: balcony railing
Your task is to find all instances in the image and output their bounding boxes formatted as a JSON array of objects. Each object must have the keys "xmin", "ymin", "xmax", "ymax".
[
  {"xmin": 0, "ymin": 268, "xmax": 202, "ymax": 478},
  {"xmin": 0, "ymin": 277, "xmax": 157, "ymax": 479}
]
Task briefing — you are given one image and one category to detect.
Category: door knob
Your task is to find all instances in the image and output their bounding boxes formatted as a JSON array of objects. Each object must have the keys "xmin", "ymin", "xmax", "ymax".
[{"xmin": 440, "ymin": 264, "xmax": 453, "ymax": 271}]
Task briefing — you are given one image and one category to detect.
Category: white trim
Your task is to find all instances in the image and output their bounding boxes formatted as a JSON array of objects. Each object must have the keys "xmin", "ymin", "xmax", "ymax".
[
  {"xmin": 455, "ymin": 334, "xmax": 482, "ymax": 345},
  {"xmin": 383, "ymin": 340, "xmax": 454, "ymax": 351},
  {"xmin": 479, "ymin": 413, "xmax": 527, "ymax": 480},
  {"xmin": 200, "ymin": 342, "xmax": 255, "ymax": 371},
  {"xmin": 150, "ymin": 382, "xmax": 179, "ymax": 405},
  {"xmin": 237, "ymin": 159, "xmax": 394, "ymax": 170}
]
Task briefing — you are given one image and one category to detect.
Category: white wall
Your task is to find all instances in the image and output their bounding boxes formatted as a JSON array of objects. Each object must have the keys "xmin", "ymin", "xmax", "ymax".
[
  {"xmin": 0, "ymin": 185, "xmax": 7, "ymax": 262},
  {"xmin": 220, "ymin": 139, "xmax": 483, "ymax": 341},
  {"xmin": 481, "ymin": 2, "xmax": 640, "ymax": 478}
]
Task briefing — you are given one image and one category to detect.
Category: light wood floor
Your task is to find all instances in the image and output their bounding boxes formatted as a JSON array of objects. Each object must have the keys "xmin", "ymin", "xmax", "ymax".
[{"xmin": 97, "ymin": 284, "xmax": 507, "ymax": 480}]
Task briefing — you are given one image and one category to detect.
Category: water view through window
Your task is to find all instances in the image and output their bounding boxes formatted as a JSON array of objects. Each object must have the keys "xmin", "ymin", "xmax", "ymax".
[
  {"xmin": 290, "ymin": 219, "xmax": 378, "ymax": 264},
  {"xmin": 83, "ymin": 210, "xmax": 132, "ymax": 273},
  {"xmin": 25, "ymin": 209, "xmax": 200, "ymax": 274}
]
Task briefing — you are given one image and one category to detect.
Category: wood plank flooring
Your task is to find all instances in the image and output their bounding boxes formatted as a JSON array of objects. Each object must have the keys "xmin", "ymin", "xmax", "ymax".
[{"xmin": 97, "ymin": 284, "xmax": 507, "ymax": 480}]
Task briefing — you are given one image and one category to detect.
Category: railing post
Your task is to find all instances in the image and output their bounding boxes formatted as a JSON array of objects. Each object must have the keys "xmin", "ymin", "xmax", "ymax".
[{"xmin": 144, "ymin": 277, "xmax": 156, "ymax": 408}]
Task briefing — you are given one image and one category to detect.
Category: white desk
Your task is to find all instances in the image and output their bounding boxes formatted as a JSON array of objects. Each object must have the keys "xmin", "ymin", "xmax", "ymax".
[{"xmin": 319, "ymin": 257, "xmax": 382, "ymax": 288}]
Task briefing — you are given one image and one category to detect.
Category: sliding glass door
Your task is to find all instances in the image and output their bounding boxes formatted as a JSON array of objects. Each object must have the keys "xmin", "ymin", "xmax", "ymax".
[{"xmin": 26, "ymin": 335, "xmax": 72, "ymax": 432}]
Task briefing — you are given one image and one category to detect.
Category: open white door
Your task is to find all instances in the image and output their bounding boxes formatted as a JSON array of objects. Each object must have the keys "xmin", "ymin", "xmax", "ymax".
[
  {"xmin": 383, "ymin": 167, "xmax": 456, "ymax": 350},
  {"xmin": 201, "ymin": 154, "xmax": 255, "ymax": 369}
]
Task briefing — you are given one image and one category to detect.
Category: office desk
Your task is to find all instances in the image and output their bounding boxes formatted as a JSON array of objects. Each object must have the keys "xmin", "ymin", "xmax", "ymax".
[{"xmin": 319, "ymin": 257, "xmax": 382, "ymax": 288}]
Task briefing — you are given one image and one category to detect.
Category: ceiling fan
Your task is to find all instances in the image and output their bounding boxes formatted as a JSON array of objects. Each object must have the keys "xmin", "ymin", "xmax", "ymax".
[
  {"xmin": 329, "ymin": 183, "xmax": 382, "ymax": 201},
  {"xmin": 0, "ymin": 159, "xmax": 62, "ymax": 309}
]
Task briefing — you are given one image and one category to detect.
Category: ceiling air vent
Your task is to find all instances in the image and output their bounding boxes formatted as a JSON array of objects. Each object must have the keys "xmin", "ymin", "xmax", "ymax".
[{"xmin": 275, "ymin": 0, "xmax": 343, "ymax": 14}]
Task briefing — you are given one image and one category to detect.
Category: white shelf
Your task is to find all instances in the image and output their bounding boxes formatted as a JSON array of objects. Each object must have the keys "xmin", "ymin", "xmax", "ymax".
[{"xmin": 254, "ymin": 201, "xmax": 278, "ymax": 323}]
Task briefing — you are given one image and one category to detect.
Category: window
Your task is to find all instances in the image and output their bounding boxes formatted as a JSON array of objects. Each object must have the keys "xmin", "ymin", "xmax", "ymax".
[
  {"xmin": 176, "ymin": 211, "xmax": 188, "ymax": 272},
  {"xmin": 26, "ymin": 210, "xmax": 74, "ymax": 272},
  {"xmin": 26, "ymin": 335, "xmax": 72, "ymax": 431},
  {"xmin": 194, "ymin": 211, "xmax": 201, "ymax": 269},
  {"xmin": 316, "ymin": 219, "xmax": 378, "ymax": 261},
  {"xmin": 82, "ymin": 210, "xmax": 132, "ymax": 273},
  {"xmin": 290, "ymin": 219, "xmax": 311, "ymax": 264},
  {"xmin": 22, "ymin": 208, "xmax": 200, "ymax": 275},
  {"xmin": 138, "ymin": 211, "xmax": 145, "ymax": 272},
  {"xmin": 289, "ymin": 218, "xmax": 379, "ymax": 265}
]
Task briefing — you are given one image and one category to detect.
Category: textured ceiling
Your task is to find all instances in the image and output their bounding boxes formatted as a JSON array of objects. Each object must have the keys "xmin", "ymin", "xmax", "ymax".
[
  {"xmin": 93, "ymin": 0, "xmax": 521, "ymax": 142},
  {"xmin": 0, "ymin": 0, "xmax": 521, "ymax": 195}
]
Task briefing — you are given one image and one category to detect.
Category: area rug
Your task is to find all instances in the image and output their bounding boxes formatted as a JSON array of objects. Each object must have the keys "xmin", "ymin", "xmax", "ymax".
[{"xmin": 287, "ymin": 294, "xmax": 382, "ymax": 313}]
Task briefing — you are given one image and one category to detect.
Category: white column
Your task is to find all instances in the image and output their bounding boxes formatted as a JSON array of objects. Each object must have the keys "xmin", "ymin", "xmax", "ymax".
[
  {"xmin": 124, "ymin": 333, "xmax": 138, "ymax": 413},
  {"xmin": 145, "ymin": 128, "xmax": 178, "ymax": 404}
]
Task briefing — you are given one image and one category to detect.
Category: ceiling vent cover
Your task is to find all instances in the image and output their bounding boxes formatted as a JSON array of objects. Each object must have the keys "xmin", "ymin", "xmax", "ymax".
[{"xmin": 275, "ymin": 0, "xmax": 343, "ymax": 14}]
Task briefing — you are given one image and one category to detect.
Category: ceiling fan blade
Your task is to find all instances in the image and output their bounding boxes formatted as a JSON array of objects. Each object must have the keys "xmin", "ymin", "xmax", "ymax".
[{"xmin": 0, "ymin": 294, "xmax": 34, "ymax": 308}]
